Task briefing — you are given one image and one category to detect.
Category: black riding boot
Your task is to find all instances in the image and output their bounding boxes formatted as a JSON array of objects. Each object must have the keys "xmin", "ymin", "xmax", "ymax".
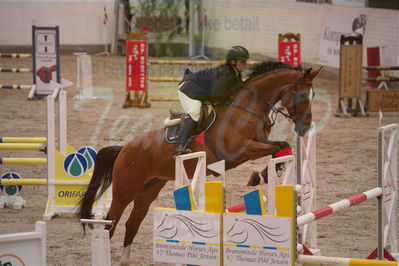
[{"xmin": 174, "ymin": 116, "xmax": 197, "ymax": 156}]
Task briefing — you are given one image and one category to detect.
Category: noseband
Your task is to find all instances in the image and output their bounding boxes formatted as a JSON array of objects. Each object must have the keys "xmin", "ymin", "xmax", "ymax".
[{"xmin": 230, "ymin": 79, "xmax": 313, "ymax": 127}]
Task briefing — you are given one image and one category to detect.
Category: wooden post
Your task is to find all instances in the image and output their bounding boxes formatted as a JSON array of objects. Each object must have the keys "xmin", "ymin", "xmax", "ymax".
[{"xmin": 336, "ymin": 35, "xmax": 366, "ymax": 117}]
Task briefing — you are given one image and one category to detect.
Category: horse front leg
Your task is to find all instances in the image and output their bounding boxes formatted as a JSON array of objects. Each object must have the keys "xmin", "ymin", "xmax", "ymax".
[
  {"xmin": 246, "ymin": 140, "xmax": 291, "ymax": 186},
  {"xmin": 243, "ymin": 139, "xmax": 283, "ymax": 159},
  {"xmin": 120, "ymin": 178, "xmax": 167, "ymax": 266}
]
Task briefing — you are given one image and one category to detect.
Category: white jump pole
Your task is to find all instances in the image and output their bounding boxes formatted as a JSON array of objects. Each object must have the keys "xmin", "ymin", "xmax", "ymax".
[
  {"xmin": 378, "ymin": 123, "xmax": 398, "ymax": 260},
  {"xmin": 298, "ymin": 255, "xmax": 398, "ymax": 266},
  {"xmin": 267, "ymin": 154, "xmax": 295, "ymax": 214},
  {"xmin": 175, "ymin": 152, "xmax": 207, "ymax": 210},
  {"xmin": 43, "ymin": 88, "xmax": 67, "ymax": 220},
  {"xmin": 58, "ymin": 90, "xmax": 67, "ymax": 155},
  {"xmin": 80, "ymin": 219, "xmax": 113, "ymax": 266},
  {"xmin": 45, "ymin": 93, "xmax": 56, "ymax": 220},
  {"xmin": 297, "ymin": 122, "xmax": 317, "ymax": 252},
  {"xmin": 174, "ymin": 152, "xmax": 207, "ymax": 266}
]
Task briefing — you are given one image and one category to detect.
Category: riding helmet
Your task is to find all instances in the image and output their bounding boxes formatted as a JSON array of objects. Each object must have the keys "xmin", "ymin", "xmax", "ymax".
[{"xmin": 226, "ymin": 46, "xmax": 250, "ymax": 63}]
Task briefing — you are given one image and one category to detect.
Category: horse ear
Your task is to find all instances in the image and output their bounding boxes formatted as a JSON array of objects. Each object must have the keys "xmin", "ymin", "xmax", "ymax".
[
  {"xmin": 307, "ymin": 67, "xmax": 323, "ymax": 80},
  {"xmin": 304, "ymin": 68, "xmax": 312, "ymax": 78}
]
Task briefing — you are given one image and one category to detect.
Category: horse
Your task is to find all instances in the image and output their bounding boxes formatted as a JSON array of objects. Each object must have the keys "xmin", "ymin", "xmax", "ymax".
[{"xmin": 78, "ymin": 61, "xmax": 321, "ymax": 265}]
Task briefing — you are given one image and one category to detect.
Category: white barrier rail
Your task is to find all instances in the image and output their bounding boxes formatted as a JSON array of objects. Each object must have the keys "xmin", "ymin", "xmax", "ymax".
[{"xmin": 0, "ymin": 221, "xmax": 46, "ymax": 265}]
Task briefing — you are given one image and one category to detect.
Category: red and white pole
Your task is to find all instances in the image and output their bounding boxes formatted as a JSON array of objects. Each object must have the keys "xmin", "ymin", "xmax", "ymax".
[{"xmin": 297, "ymin": 187, "xmax": 382, "ymax": 227}]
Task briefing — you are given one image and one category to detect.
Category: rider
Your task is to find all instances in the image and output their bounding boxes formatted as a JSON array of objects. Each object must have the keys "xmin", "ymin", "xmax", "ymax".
[{"xmin": 174, "ymin": 46, "xmax": 250, "ymax": 156}]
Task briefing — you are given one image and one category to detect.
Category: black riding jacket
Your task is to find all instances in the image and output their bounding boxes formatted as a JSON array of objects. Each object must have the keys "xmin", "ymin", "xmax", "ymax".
[{"xmin": 179, "ymin": 64, "xmax": 243, "ymax": 102}]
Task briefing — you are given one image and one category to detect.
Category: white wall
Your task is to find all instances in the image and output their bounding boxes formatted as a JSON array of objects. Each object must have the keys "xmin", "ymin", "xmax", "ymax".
[
  {"xmin": 202, "ymin": 1, "xmax": 399, "ymax": 67},
  {"xmin": 0, "ymin": 1, "xmax": 115, "ymax": 46},
  {"xmin": 0, "ymin": 0, "xmax": 398, "ymax": 68},
  {"xmin": 202, "ymin": 1, "xmax": 328, "ymax": 64}
]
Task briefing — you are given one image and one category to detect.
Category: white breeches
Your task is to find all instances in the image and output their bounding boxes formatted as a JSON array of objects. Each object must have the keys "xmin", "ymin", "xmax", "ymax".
[{"xmin": 178, "ymin": 90, "xmax": 202, "ymax": 122}]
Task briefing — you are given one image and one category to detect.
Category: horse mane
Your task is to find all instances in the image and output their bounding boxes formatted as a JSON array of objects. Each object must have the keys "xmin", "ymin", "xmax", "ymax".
[{"xmin": 246, "ymin": 61, "xmax": 302, "ymax": 81}]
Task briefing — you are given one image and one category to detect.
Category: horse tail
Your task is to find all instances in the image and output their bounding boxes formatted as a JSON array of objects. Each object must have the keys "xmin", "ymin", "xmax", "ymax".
[{"xmin": 78, "ymin": 145, "xmax": 122, "ymax": 228}]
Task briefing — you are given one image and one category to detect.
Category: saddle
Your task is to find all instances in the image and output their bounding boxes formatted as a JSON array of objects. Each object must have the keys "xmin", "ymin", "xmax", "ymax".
[{"xmin": 164, "ymin": 105, "xmax": 216, "ymax": 144}]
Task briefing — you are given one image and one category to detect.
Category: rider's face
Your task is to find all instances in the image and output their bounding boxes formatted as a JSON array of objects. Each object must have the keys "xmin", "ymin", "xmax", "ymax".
[{"xmin": 235, "ymin": 59, "xmax": 247, "ymax": 72}]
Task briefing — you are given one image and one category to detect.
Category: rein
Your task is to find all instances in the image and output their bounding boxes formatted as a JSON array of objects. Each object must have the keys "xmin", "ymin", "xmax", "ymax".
[
  {"xmin": 230, "ymin": 79, "xmax": 313, "ymax": 127},
  {"xmin": 229, "ymin": 92, "xmax": 270, "ymax": 125}
]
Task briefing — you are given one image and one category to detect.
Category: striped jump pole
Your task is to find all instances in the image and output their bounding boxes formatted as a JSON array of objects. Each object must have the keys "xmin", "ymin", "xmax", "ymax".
[
  {"xmin": 226, "ymin": 195, "xmax": 268, "ymax": 213},
  {"xmin": 0, "ymin": 179, "xmax": 47, "ymax": 186},
  {"xmin": 148, "ymin": 77, "xmax": 180, "ymax": 82},
  {"xmin": 149, "ymin": 59, "xmax": 261, "ymax": 66},
  {"xmin": 0, "ymin": 143, "xmax": 45, "ymax": 151},
  {"xmin": 297, "ymin": 187, "xmax": 382, "ymax": 226},
  {"xmin": 0, "ymin": 157, "xmax": 47, "ymax": 165},
  {"xmin": 0, "ymin": 179, "xmax": 91, "ymax": 186},
  {"xmin": 149, "ymin": 60, "xmax": 219, "ymax": 65},
  {"xmin": 150, "ymin": 97, "xmax": 179, "ymax": 102},
  {"xmin": 0, "ymin": 53, "xmax": 31, "ymax": 58},
  {"xmin": 0, "ymin": 68, "xmax": 32, "ymax": 73},
  {"xmin": 298, "ymin": 255, "xmax": 397, "ymax": 266},
  {"xmin": 363, "ymin": 76, "xmax": 399, "ymax": 82},
  {"xmin": 363, "ymin": 66, "xmax": 399, "ymax": 71},
  {"xmin": 0, "ymin": 137, "xmax": 46, "ymax": 143},
  {"xmin": 0, "ymin": 84, "xmax": 32, "ymax": 89}
]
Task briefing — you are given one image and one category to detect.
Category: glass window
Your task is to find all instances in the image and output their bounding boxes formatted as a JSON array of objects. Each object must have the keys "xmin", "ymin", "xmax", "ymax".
[
  {"xmin": 297, "ymin": 0, "xmax": 332, "ymax": 3},
  {"xmin": 366, "ymin": 0, "xmax": 399, "ymax": 10}
]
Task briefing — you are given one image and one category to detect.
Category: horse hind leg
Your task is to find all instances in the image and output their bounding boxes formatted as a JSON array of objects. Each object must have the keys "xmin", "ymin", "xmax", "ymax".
[
  {"xmin": 120, "ymin": 177, "xmax": 167, "ymax": 265},
  {"xmin": 104, "ymin": 180, "xmax": 141, "ymax": 238},
  {"xmin": 104, "ymin": 194, "xmax": 134, "ymax": 238}
]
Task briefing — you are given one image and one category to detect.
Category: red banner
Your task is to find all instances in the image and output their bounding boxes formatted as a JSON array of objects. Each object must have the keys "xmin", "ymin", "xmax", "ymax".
[
  {"xmin": 126, "ymin": 40, "xmax": 147, "ymax": 91},
  {"xmin": 366, "ymin": 47, "xmax": 381, "ymax": 88},
  {"xmin": 278, "ymin": 41, "xmax": 300, "ymax": 67}
]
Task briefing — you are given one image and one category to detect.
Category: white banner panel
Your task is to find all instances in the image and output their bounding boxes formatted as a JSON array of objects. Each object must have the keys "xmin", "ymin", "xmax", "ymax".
[
  {"xmin": 153, "ymin": 208, "xmax": 221, "ymax": 265},
  {"xmin": 317, "ymin": 11, "xmax": 367, "ymax": 68},
  {"xmin": 223, "ymin": 213, "xmax": 292, "ymax": 265},
  {"xmin": 32, "ymin": 26, "xmax": 60, "ymax": 97}
]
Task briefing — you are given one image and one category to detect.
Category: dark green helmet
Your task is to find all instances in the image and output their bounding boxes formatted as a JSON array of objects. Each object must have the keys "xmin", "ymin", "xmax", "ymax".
[{"xmin": 226, "ymin": 46, "xmax": 249, "ymax": 63}]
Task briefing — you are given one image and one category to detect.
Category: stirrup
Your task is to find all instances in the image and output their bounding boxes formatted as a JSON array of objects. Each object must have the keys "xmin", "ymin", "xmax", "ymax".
[{"xmin": 173, "ymin": 147, "xmax": 192, "ymax": 157}]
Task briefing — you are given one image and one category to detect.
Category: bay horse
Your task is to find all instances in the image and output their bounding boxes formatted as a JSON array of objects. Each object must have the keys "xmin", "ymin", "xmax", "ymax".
[{"xmin": 78, "ymin": 62, "xmax": 321, "ymax": 265}]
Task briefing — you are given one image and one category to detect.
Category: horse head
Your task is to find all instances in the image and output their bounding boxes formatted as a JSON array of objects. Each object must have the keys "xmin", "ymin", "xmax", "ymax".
[
  {"xmin": 279, "ymin": 67, "xmax": 322, "ymax": 136},
  {"xmin": 244, "ymin": 62, "xmax": 321, "ymax": 137}
]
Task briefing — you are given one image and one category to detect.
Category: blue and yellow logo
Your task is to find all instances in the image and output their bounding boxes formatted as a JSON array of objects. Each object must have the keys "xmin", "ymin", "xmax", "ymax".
[{"xmin": 77, "ymin": 146, "xmax": 96, "ymax": 171}]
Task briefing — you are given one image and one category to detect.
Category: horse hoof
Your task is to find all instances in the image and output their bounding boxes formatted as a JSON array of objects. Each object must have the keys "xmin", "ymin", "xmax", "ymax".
[
  {"xmin": 247, "ymin": 171, "xmax": 260, "ymax": 186},
  {"xmin": 261, "ymin": 168, "xmax": 268, "ymax": 184},
  {"xmin": 211, "ymin": 170, "xmax": 221, "ymax": 177},
  {"xmin": 172, "ymin": 149, "xmax": 192, "ymax": 158}
]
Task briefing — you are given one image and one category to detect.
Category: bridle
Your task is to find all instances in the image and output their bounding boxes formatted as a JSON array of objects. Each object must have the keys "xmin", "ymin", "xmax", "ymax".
[{"xmin": 230, "ymin": 78, "xmax": 314, "ymax": 127}]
